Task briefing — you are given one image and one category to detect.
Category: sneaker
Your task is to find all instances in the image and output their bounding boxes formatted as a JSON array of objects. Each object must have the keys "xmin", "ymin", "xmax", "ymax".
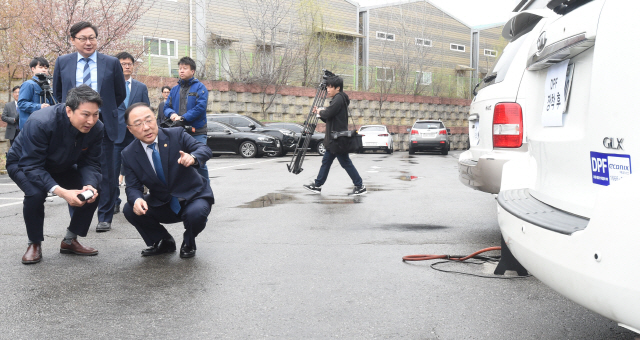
[
  {"xmin": 349, "ymin": 185, "xmax": 367, "ymax": 196},
  {"xmin": 303, "ymin": 183, "xmax": 322, "ymax": 194}
]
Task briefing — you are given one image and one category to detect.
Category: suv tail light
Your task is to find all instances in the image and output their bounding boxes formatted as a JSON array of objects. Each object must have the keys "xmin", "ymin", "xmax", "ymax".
[
  {"xmin": 493, "ymin": 103, "xmax": 523, "ymax": 148},
  {"xmin": 438, "ymin": 129, "xmax": 447, "ymax": 135},
  {"xmin": 378, "ymin": 133, "xmax": 389, "ymax": 137},
  {"xmin": 411, "ymin": 129, "xmax": 418, "ymax": 135}
]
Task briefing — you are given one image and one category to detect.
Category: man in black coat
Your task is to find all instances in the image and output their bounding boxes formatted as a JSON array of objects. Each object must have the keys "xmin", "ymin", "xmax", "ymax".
[
  {"xmin": 6, "ymin": 85, "xmax": 103, "ymax": 264},
  {"xmin": 303, "ymin": 76, "xmax": 366, "ymax": 196},
  {"xmin": 121, "ymin": 103, "xmax": 214, "ymax": 258},
  {"xmin": 2, "ymin": 86, "xmax": 20, "ymax": 145}
]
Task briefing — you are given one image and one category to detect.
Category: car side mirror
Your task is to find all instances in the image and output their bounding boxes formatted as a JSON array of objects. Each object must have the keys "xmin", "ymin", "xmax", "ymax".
[
  {"xmin": 406, "ymin": 128, "xmax": 411, "ymax": 132},
  {"xmin": 224, "ymin": 129, "xmax": 232, "ymax": 134},
  {"xmin": 446, "ymin": 128, "xmax": 451, "ymax": 135},
  {"xmin": 249, "ymin": 124, "xmax": 256, "ymax": 130}
]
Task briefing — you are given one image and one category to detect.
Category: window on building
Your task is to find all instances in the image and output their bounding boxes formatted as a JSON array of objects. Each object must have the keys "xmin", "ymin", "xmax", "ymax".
[
  {"xmin": 376, "ymin": 67, "xmax": 394, "ymax": 82},
  {"xmin": 484, "ymin": 49, "xmax": 497, "ymax": 57},
  {"xmin": 415, "ymin": 38, "xmax": 432, "ymax": 47},
  {"xmin": 415, "ymin": 71, "xmax": 432, "ymax": 85},
  {"xmin": 376, "ymin": 31, "xmax": 395, "ymax": 41},
  {"xmin": 144, "ymin": 37, "xmax": 177, "ymax": 57},
  {"xmin": 450, "ymin": 43, "xmax": 465, "ymax": 52}
]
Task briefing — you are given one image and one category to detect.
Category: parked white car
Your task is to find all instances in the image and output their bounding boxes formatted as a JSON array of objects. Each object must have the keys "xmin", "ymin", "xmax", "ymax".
[
  {"xmin": 497, "ymin": 0, "xmax": 640, "ymax": 333},
  {"xmin": 458, "ymin": 7, "xmax": 553, "ymax": 194},
  {"xmin": 358, "ymin": 125, "xmax": 393, "ymax": 154}
]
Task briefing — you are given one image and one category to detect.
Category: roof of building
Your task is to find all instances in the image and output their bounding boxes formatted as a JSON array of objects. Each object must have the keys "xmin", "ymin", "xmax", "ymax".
[{"xmin": 359, "ymin": 0, "xmax": 471, "ymax": 28}]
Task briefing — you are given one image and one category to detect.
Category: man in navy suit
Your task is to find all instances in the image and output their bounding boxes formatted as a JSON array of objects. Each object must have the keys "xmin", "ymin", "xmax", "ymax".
[
  {"xmin": 121, "ymin": 103, "xmax": 214, "ymax": 258},
  {"xmin": 95, "ymin": 51, "xmax": 150, "ymax": 232},
  {"xmin": 52, "ymin": 21, "xmax": 126, "ymax": 233},
  {"xmin": 6, "ymin": 85, "xmax": 103, "ymax": 264}
]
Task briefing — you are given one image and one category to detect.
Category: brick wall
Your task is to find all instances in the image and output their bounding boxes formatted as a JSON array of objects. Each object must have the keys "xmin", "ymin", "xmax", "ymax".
[{"xmin": 138, "ymin": 76, "xmax": 472, "ymax": 150}]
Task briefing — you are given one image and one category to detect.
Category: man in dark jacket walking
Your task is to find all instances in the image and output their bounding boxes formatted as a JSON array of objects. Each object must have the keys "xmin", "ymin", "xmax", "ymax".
[{"xmin": 303, "ymin": 76, "xmax": 366, "ymax": 196}]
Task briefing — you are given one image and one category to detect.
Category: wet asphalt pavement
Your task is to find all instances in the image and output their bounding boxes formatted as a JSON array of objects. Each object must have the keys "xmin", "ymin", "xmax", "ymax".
[{"xmin": 0, "ymin": 151, "xmax": 635, "ymax": 339}]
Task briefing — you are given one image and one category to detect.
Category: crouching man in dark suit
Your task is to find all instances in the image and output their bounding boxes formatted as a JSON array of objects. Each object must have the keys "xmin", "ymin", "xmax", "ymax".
[
  {"xmin": 121, "ymin": 103, "xmax": 214, "ymax": 258},
  {"xmin": 6, "ymin": 85, "xmax": 103, "ymax": 264}
]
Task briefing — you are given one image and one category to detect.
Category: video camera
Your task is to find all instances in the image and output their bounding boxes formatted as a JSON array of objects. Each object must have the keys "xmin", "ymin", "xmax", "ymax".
[
  {"xmin": 160, "ymin": 116, "xmax": 192, "ymax": 132},
  {"xmin": 321, "ymin": 69, "xmax": 335, "ymax": 83},
  {"xmin": 34, "ymin": 73, "xmax": 57, "ymax": 104}
]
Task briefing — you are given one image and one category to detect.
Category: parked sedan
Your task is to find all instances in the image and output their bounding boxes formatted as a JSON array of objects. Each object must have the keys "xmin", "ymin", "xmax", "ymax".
[
  {"xmin": 208, "ymin": 114, "xmax": 297, "ymax": 155},
  {"xmin": 357, "ymin": 125, "xmax": 393, "ymax": 154},
  {"xmin": 266, "ymin": 122, "xmax": 326, "ymax": 155},
  {"xmin": 408, "ymin": 120, "xmax": 449, "ymax": 155},
  {"xmin": 206, "ymin": 121, "xmax": 280, "ymax": 158}
]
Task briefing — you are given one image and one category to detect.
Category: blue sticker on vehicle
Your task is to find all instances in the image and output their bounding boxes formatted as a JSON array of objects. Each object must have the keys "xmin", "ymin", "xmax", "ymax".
[{"xmin": 590, "ymin": 152, "xmax": 632, "ymax": 186}]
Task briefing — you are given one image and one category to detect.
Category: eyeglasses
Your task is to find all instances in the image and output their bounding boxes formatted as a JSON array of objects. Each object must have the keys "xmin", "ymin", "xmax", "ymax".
[
  {"xmin": 120, "ymin": 62, "xmax": 133, "ymax": 67},
  {"xmin": 75, "ymin": 36, "xmax": 97, "ymax": 43},
  {"xmin": 128, "ymin": 118, "xmax": 156, "ymax": 129},
  {"xmin": 162, "ymin": 90, "xmax": 171, "ymax": 94}
]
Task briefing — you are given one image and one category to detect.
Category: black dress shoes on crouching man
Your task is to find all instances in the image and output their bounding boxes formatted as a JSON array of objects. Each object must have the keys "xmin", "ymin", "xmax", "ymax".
[
  {"xmin": 141, "ymin": 237, "xmax": 176, "ymax": 256},
  {"xmin": 180, "ymin": 242, "xmax": 196, "ymax": 258}
]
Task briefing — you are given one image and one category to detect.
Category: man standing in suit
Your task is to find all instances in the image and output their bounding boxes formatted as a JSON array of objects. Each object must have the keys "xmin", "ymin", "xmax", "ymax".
[
  {"xmin": 6, "ymin": 85, "xmax": 103, "ymax": 264},
  {"xmin": 121, "ymin": 103, "xmax": 213, "ymax": 258},
  {"xmin": 95, "ymin": 51, "xmax": 150, "ymax": 231},
  {"xmin": 52, "ymin": 21, "xmax": 126, "ymax": 233},
  {"xmin": 2, "ymin": 86, "xmax": 20, "ymax": 145}
]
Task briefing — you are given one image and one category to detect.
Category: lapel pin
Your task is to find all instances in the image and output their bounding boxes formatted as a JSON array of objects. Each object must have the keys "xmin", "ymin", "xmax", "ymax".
[{"xmin": 164, "ymin": 144, "xmax": 167, "ymax": 147}]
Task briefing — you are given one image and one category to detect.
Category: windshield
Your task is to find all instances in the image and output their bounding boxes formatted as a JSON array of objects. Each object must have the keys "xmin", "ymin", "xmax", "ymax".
[
  {"xmin": 360, "ymin": 126, "xmax": 386, "ymax": 132},
  {"xmin": 414, "ymin": 122, "xmax": 443, "ymax": 129}
]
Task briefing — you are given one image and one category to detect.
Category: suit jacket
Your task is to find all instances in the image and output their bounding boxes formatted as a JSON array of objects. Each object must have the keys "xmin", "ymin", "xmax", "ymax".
[
  {"xmin": 2, "ymin": 101, "xmax": 19, "ymax": 139},
  {"xmin": 53, "ymin": 52, "xmax": 126, "ymax": 142},
  {"xmin": 122, "ymin": 127, "xmax": 214, "ymax": 208},
  {"xmin": 6, "ymin": 103, "xmax": 103, "ymax": 193},
  {"xmin": 116, "ymin": 78, "xmax": 150, "ymax": 144}
]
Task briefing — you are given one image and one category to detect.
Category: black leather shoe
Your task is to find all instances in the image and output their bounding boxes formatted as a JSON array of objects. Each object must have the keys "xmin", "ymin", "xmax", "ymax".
[
  {"xmin": 113, "ymin": 204, "xmax": 120, "ymax": 214},
  {"xmin": 141, "ymin": 237, "xmax": 176, "ymax": 256},
  {"xmin": 180, "ymin": 244, "xmax": 196, "ymax": 258}
]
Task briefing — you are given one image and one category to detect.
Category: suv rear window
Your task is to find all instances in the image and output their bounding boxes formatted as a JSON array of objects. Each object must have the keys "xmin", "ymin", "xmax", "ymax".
[
  {"xmin": 360, "ymin": 126, "xmax": 386, "ymax": 132},
  {"xmin": 414, "ymin": 122, "xmax": 444, "ymax": 129}
]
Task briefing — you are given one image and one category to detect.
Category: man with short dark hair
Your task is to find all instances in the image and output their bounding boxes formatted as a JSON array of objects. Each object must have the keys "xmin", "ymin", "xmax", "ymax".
[
  {"xmin": 6, "ymin": 85, "xmax": 104, "ymax": 264},
  {"xmin": 17, "ymin": 57, "xmax": 54, "ymax": 130},
  {"xmin": 121, "ymin": 103, "xmax": 213, "ymax": 258},
  {"xmin": 303, "ymin": 75, "xmax": 366, "ymax": 196},
  {"xmin": 53, "ymin": 21, "xmax": 127, "ymax": 233},
  {"xmin": 2, "ymin": 86, "xmax": 20, "ymax": 145},
  {"xmin": 163, "ymin": 56, "xmax": 209, "ymax": 183},
  {"xmin": 94, "ymin": 51, "xmax": 150, "ymax": 230}
]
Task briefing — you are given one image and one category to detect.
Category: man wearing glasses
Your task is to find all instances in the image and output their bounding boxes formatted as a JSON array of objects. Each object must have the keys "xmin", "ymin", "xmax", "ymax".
[
  {"xmin": 53, "ymin": 21, "xmax": 127, "ymax": 233},
  {"xmin": 93, "ymin": 51, "xmax": 151, "ymax": 232},
  {"xmin": 120, "ymin": 103, "xmax": 213, "ymax": 258}
]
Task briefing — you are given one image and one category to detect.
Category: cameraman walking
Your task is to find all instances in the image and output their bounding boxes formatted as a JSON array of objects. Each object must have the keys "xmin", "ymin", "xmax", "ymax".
[
  {"xmin": 303, "ymin": 76, "xmax": 366, "ymax": 196},
  {"xmin": 17, "ymin": 57, "xmax": 54, "ymax": 130}
]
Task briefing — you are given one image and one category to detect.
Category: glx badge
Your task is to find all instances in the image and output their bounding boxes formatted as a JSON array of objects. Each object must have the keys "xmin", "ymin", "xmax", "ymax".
[{"xmin": 603, "ymin": 137, "xmax": 624, "ymax": 150}]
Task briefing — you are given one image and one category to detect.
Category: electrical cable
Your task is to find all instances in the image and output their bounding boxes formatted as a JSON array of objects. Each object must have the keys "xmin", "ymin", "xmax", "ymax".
[{"xmin": 402, "ymin": 246, "xmax": 532, "ymax": 279}]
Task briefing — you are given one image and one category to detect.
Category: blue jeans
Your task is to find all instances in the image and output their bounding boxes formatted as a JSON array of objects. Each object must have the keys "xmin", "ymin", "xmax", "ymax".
[
  {"xmin": 192, "ymin": 134, "xmax": 210, "ymax": 184},
  {"xmin": 314, "ymin": 149, "xmax": 363, "ymax": 187}
]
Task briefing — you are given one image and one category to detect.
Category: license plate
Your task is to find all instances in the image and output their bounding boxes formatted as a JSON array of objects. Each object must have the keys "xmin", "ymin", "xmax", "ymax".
[
  {"xmin": 365, "ymin": 142, "xmax": 377, "ymax": 146},
  {"xmin": 421, "ymin": 133, "xmax": 436, "ymax": 138}
]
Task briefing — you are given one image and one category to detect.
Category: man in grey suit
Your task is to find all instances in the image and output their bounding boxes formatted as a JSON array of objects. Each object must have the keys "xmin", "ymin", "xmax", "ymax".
[{"xmin": 2, "ymin": 86, "xmax": 20, "ymax": 145}]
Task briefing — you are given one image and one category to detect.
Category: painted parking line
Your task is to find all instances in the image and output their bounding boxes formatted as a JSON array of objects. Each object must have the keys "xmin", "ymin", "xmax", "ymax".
[
  {"xmin": 0, "ymin": 198, "xmax": 23, "ymax": 199},
  {"xmin": 0, "ymin": 201, "xmax": 22, "ymax": 208},
  {"xmin": 0, "ymin": 184, "xmax": 17, "ymax": 186},
  {"xmin": 208, "ymin": 158, "xmax": 280, "ymax": 171}
]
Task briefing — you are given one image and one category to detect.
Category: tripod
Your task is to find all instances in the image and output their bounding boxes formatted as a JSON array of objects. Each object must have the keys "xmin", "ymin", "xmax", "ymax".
[{"xmin": 287, "ymin": 70, "xmax": 334, "ymax": 174}]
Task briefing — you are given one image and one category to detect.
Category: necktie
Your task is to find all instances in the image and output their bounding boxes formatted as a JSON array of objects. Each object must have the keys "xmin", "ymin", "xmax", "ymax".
[
  {"xmin": 124, "ymin": 80, "xmax": 130, "ymax": 108},
  {"xmin": 148, "ymin": 142, "xmax": 181, "ymax": 215},
  {"xmin": 83, "ymin": 58, "xmax": 92, "ymax": 88}
]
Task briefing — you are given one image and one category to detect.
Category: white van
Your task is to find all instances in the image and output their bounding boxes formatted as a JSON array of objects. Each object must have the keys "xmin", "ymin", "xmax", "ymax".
[{"xmin": 497, "ymin": 0, "xmax": 640, "ymax": 333}]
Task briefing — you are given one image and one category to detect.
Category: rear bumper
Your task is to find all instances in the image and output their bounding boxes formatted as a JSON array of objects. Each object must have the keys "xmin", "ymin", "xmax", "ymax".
[
  {"xmin": 458, "ymin": 149, "xmax": 526, "ymax": 194},
  {"xmin": 409, "ymin": 140, "xmax": 448, "ymax": 150}
]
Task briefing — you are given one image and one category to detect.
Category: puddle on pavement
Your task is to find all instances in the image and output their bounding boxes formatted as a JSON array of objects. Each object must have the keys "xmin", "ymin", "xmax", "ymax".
[
  {"xmin": 366, "ymin": 185, "xmax": 385, "ymax": 192},
  {"xmin": 314, "ymin": 196, "xmax": 363, "ymax": 205},
  {"xmin": 235, "ymin": 168, "xmax": 254, "ymax": 171},
  {"xmin": 238, "ymin": 193, "xmax": 296, "ymax": 208},
  {"xmin": 382, "ymin": 223, "xmax": 450, "ymax": 231}
]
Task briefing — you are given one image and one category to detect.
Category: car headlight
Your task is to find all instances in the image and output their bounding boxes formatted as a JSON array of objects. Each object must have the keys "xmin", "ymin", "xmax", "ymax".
[
  {"xmin": 279, "ymin": 130, "xmax": 294, "ymax": 136},
  {"xmin": 257, "ymin": 137, "xmax": 273, "ymax": 142}
]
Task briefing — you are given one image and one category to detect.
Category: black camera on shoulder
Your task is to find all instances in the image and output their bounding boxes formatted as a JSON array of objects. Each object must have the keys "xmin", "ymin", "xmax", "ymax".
[{"xmin": 160, "ymin": 116, "xmax": 192, "ymax": 131}]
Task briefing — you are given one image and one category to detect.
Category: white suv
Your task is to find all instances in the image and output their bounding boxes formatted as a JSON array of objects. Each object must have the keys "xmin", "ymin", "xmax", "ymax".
[
  {"xmin": 497, "ymin": 0, "xmax": 640, "ymax": 332},
  {"xmin": 458, "ymin": 8, "xmax": 553, "ymax": 194}
]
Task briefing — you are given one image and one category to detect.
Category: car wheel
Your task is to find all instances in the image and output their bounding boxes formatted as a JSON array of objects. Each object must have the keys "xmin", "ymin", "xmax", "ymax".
[
  {"xmin": 279, "ymin": 151, "xmax": 288, "ymax": 157},
  {"xmin": 387, "ymin": 143, "xmax": 393, "ymax": 154},
  {"xmin": 239, "ymin": 141, "xmax": 257, "ymax": 158},
  {"xmin": 317, "ymin": 141, "xmax": 326, "ymax": 156},
  {"xmin": 441, "ymin": 147, "xmax": 448, "ymax": 155},
  {"xmin": 409, "ymin": 147, "xmax": 415, "ymax": 155}
]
